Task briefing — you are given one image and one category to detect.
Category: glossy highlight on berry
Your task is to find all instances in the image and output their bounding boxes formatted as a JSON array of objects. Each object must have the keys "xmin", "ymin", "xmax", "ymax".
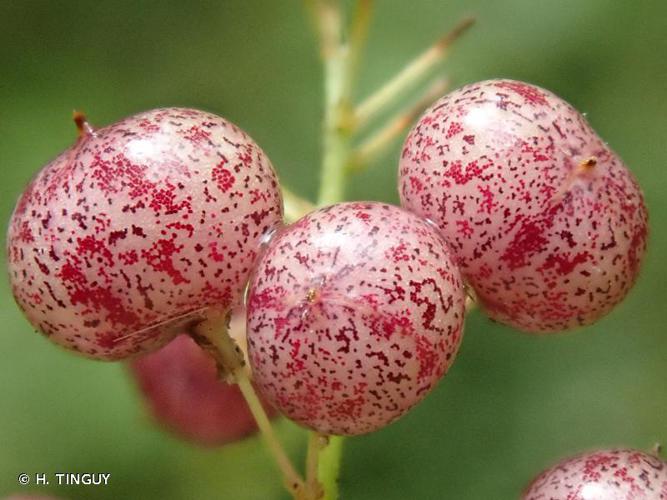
[
  {"xmin": 399, "ymin": 79, "xmax": 648, "ymax": 332},
  {"xmin": 246, "ymin": 202, "xmax": 466, "ymax": 435},
  {"xmin": 7, "ymin": 108, "xmax": 283, "ymax": 360},
  {"xmin": 522, "ymin": 448, "xmax": 667, "ymax": 499}
]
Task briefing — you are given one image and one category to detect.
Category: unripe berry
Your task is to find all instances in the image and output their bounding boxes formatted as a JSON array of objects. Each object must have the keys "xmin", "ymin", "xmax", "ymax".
[
  {"xmin": 246, "ymin": 202, "xmax": 466, "ymax": 435},
  {"xmin": 7, "ymin": 108, "xmax": 283, "ymax": 360},
  {"xmin": 130, "ymin": 329, "xmax": 277, "ymax": 446},
  {"xmin": 522, "ymin": 448, "xmax": 667, "ymax": 499},
  {"xmin": 399, "ymin": 79, "xmax": 648, "ymax": 332}
]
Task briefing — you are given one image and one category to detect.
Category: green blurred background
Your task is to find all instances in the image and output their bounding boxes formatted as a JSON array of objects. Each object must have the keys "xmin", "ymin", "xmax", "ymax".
[{"xmin": 1, "ymin": 1, "xmax": 665, "ymax": 499}]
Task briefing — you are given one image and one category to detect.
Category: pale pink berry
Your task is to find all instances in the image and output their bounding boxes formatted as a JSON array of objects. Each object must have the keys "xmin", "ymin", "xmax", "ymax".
[
  {"xmin": 399, "ymin": 79, "xmax": 648, "ymax": 332},
  {"xmin": 523, "ymin": 448, "xmax": 667, "ymax": 499},
  {"xmin": 7, "ymin": 108, "xmax": 283, "ymax": 360},
  {"xmin": 246, "ymin": 202, "xmax": 466, "ymax": 435},
  {"xmin": 130, "ymin": 331, "xmax": 277, "ymax": 447}
]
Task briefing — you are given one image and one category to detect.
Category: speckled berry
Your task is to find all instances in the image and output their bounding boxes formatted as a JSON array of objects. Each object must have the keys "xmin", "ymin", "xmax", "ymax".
[
  {"xmin": 246, "ymin": 202, "xmax": 466, "ymax": 435},
  {"xmin": 399, "ymin": 79, "xmax": 648, "ymax": 332},
  {"xmin": 523, "ymin": 448, "xmax": 667, "ymax": 499},
  {"xmin": 7, "ymin": 108, "xmax": 283, "ymax": 360},
  {"xmin": 130, "ymin": 330, "xmax": 277, "ymax": 447}
]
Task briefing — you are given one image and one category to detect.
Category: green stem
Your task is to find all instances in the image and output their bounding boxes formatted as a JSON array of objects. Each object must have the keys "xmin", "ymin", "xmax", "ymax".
[
  {"xmin": 305, "ymin": 431, "xmax": 325, "ymax": 498},
  {"xmin": 349, "ymin": 77, "xmax": 449, "ymax": 172},
  {"xmin": 354, "ymin": 16, "xmax": 474, "ymax": 130},
  {"xmin": 316, "ymin": 2, "xmax": 350, "ymax": 207},
  {"xmin": 236, "ymin": 373, "xmax": 307, "ymax": 497},
  {"xmin": 315, "ymin": 0, "xmax": 373, "ymax": 206},
  {"xmin": 192, "ymin": 310, "xmax": 306, "ymax": 499},
  {"xmin": 341, "ymin": 0, "xmax": 373, "ymax": 105},
  {"xmin": 318, "ymin": 436, "xmax": 345, "ymax": 500}
]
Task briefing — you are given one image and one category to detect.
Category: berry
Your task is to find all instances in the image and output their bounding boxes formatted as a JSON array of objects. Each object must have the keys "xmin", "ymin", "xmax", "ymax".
[
  {"xmin": 7, "ymin": 108, "xmax": 283, "ymax": 360},
  {"xmin": 522, "ymin": 448, "xmax": 667, "ymax": 499},
  {"xmin": 130, "ymin": 329, "xmax": 277, "ymax": 446},
  {"xmin": 246, "ymin": 202, "xmax": 465, "ymax": 435},
  {"xmin": 399, "ymin": 79, "xmax": 648, "ymax": 332}
]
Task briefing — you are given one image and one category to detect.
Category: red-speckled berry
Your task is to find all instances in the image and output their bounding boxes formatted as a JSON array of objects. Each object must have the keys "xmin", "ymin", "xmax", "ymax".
[
  {"xmin": 523, "ymin": 448, "xmax": 667, "ymax": 499},
  {"xmin": 7, "ymin": 108, "xmax": 283, "ymax": 360},
  {"xmin": 130, "ymin": 329, "xmax": 277, "ymax": 446},
  {"xmin": 399, "ymin": 79, "xmax": 648, "ymax": 332},
  {"xmin": 246, "ymin": 202, "xmax": 465, "ymax": 435}
]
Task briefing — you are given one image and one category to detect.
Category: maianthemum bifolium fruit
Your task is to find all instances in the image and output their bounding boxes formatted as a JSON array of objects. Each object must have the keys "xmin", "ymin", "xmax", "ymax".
[
  {"xmin": 7, "ymin": 108, "xmax": 283, "ymax": 360},
  {"xmin": 399, "ymin": 79, "xmax": 648, "ymax": 333},
  {"xmin": 522, "ymin": 448, "xmax": 667, "ymax": 499},
  {"xmin": 246, "ymin": 201, "xmax": 466, "ymax": 435}
]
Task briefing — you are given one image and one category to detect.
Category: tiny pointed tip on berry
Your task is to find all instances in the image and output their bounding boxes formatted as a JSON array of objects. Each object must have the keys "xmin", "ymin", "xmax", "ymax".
[
  {"xmin": 72, "ymin": 110, "xmax": 95, "ymax": 138},
  {"xmin": 578, "ymin": 156, "xmax": 598, "ymax": 171}
]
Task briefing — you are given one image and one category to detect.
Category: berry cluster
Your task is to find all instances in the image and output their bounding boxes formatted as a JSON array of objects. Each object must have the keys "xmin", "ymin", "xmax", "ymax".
[{"xmin": 6, "ymin": 80, "xmax": 650, "ymax": 497}]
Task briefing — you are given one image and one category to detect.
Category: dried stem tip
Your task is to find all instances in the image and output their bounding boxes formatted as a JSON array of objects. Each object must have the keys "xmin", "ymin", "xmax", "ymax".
[
  {"xmin": 72, "ymin": 110, "xmax": 95, "ymax": 138},
  {"xmin": 574, "ymin": 156, "xmax": 598, "ymax": 176},
  {"xmin": 436, "ymin": 16, "xmax": 476, "ymax": 52},
  {"xmin": 580, "ymin": 156, "xmax": 598, "ymax": 169},
  {"xmin": 354, "ymin": 16, "xmax": 475, "ymax": 129}
]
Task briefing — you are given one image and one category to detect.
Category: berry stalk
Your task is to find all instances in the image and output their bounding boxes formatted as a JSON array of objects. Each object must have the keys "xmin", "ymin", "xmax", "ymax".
[
  {"xmin": 317, "ymin": 436, "xmax": 344, "ymax": 500},
  {"xmin": 191, "ymin": 311, "xmax": 307, "ymax": 498},
  {"xmin": 348, "ymin": 77, "xmax": 449, "ymax": 171},
  {"xmin": 354, "ymin": 16, "xmax": 474, "ymax": 130},
  {"xmin": 305, "ymin": 432, "xmax": 326, "ymax": 499}
]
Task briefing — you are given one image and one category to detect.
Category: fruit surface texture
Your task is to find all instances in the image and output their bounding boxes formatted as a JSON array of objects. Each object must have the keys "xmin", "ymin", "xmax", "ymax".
[
  {"xmin": 7, "ymin": 108, "xmax": 283, "ymax": 360},
  {"xmin": 522, "ymin": 448, "xmax": 667, "ymax": 499},
  {"xmin": 246, "ymin": 202, "xmax": 465, "ymax": 435},
  {"xmin": 399, "ymin": 79, "xmax": 648, "ymax": 332}
]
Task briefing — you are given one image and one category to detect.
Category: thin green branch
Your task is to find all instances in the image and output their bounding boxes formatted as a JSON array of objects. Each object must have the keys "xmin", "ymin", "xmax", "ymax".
[
  {"xmin": 307, "ymin": 0, "xmax": 343, "ymax": 59},
  {"xmin": 354, "ymin": 16, "xmax": 474, "ymax": 130},
  {"xmin": 349, "ymin": 77, "xmax": 449, "ymax": 171},
  {"xmin": 317, "ymin": 0, "xmax": 351, "ymax": 206},
  {"xmin": 236, "ymin": 374, "xmax": 307, "ymax": 498},
  {"xmin": 318, "ymin": 436, "xmax": 345, "ymax": 500},
  {"xmin": 341, "ymin": 0, "xmax": 374, "ymax": 100},
  {"xmin": 305, "ymin": 431, "xmax": 326, "ymax": 498},
  {"xmin": 191, "ymin": 311, "xmax": 307, "ymax": 499}
]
